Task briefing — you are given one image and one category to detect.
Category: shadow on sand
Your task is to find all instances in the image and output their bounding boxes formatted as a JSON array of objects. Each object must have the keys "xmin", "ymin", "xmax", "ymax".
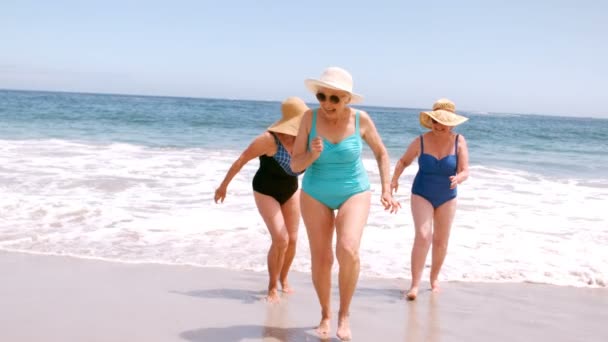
[
  {"xmin": 171, "ymin": 288, "xmax": 266, "ymax": 304},
  {"xmin": 354, "ymin": 286, "xmax": 403, "ymax": 303},
  {"xmin": 180, "ymin": 324, "xmax": 340, "ymax": 342},
  {"xmin": 177, "ymin": 289, "xmax": 341, "ymax": 341}
]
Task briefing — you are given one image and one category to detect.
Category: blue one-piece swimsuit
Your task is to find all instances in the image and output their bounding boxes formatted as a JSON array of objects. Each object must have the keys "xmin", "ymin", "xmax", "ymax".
[
  {"xmin": 411, "ymin": 134, "xmax": 459, "ymax": 208},
  {"xmin": 302, "ymin": 109, "xmax": 370, "ymax": 209}
]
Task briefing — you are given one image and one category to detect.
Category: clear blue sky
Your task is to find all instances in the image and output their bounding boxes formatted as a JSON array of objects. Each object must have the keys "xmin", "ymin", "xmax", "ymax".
[{"xmin": 1, "ymin": 0, "xmax": 606, "ymax": 117}]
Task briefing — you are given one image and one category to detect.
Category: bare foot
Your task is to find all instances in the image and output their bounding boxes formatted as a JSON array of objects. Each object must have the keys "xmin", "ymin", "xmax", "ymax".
[
  {"xmin": 405, "ymin": 287, "xmax": 418, "ymax": 301},
  {"xmin": 316, "ymin": 317, "xmax": 331, "ymax": 337},
  {"xmin": 265, "ymin": 288, "xmax": 280, "ymax": 303},
  {"xmin": 337, "ymin": 314, "xmax": 352, "ymax": 341},
  {"xmin": 280, "ymin": 281, "xmax": 294, "ymax": 294},
  {"xmin": 431, "ymin": 280, "xmax": 440, "ymax": 292}
]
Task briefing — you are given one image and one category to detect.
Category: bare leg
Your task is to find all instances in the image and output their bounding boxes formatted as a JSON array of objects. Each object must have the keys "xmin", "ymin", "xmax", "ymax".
[
  {"xmin": 301, "ymin": 191, "xmax": 335, "ymax": 337},
  {"xmin": 279, "ymin": 190, "xmax": 301, "ymax": 293},
  {"xmin": 407, "ymin": 194, "xmax": 434, "ymax": 300},
  {"xmin": 334, "ymin": 191, "xmax": 371, "ymax": 341},
  {"xmin": 430, "ymin": 198, "xmax": 457, "ymax": 292},
  {"xmin": 254, "ymin": 192, "xmax": 289, "ymax": 303}
]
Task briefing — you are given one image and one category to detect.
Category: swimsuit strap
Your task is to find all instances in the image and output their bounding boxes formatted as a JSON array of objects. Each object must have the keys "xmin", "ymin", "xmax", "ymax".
[
  {"xmin": 309, "ymin": 109, "xmax": 318, "ymax": 147},
  {"xmin": 419, "ymin": 135, "xmax": 424, "ymax": 154},
  {"xmin": 455, "ymin": 134, "xmax": 460, "ymax": 171},
  {"xmin": 269, "ymin": 132, "xmax": 300, "ymax": 176},
  {"xmin": 271, "ymin": 131, "xmax": 280, "ymax": 146},
  {"xmin": 312, "ymin": 109, "xmax": 318, "ymax": 137},
  {"xmin": 355, "ymin": 110, "xmax": 360, "ymax": 133},
  {"xmin": 270, "ymin": 132, "xmax": 285, "ymax": 155}
]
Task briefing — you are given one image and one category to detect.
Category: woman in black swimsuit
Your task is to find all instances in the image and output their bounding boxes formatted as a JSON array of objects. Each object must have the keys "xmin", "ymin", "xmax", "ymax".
[{"xmin": 214, "ymin": 97, "xmax": 309, "ymax": 302}]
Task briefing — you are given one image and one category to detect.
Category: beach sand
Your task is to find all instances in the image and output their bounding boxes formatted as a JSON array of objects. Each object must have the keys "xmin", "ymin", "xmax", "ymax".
[{"xmin": 1, "ymin": 251, "xmax": 606, "ymax": 342}]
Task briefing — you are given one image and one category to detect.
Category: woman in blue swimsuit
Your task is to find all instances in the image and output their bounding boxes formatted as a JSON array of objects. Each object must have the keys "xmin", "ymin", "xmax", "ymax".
[
  {"xmin": 214, "ymin": 97, "xmax": 308, "ymax": 303},
  {"xmin": 391, "ymin": 98, "xmax": 470, "ymax": 300},
  {"xmin": 291, "ymin": 67, "xmax": 400, "ymax": 341}
]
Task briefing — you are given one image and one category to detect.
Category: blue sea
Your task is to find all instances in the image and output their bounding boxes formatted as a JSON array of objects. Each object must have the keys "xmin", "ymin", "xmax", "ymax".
[{"xmin": 1, "ymin": 89, "xmax": 607, "ymax": 287}]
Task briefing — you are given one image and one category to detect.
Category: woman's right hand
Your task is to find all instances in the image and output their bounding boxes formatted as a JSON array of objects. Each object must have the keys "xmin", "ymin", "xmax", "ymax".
[
  {"xmin": 310, "ymin": 136, "xmax": 324, "ymax": 158},
  {"xmin": 214, "ymin": 185, "xmax": 227, "ymax": 203}
]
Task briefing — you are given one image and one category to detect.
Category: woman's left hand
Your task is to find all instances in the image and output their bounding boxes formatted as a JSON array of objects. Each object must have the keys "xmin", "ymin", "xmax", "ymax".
[
  {"xmin": 381, "ymin": 191, "xmax": 401, "ymax": 214},
  {"xmin": 449, "ymin": 174, "xmax": 460, "ymax": 189}
]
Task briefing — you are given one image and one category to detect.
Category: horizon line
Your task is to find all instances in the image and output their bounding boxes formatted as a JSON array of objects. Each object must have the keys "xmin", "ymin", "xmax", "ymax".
[{"xmin": 0, "ymin": 87, "xmax": 603, "ymax": 120}]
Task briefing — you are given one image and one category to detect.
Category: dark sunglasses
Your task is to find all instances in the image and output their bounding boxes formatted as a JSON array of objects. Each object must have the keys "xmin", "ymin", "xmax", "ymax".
[
  {"xmin": 316, "ymin": 92, "xmax": 341, "ymax": 104},
  {"xmin": 431, "ymin": 118, "xmax": 438, "ymax": 124}
]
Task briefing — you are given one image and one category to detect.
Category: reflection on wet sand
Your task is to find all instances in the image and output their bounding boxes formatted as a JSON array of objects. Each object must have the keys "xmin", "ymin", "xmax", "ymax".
[
  {"xmin": 262, "ymin": 303, "xmax": 289, "ymax": 341},
  {"xmin": 405, "ymin": 293, "xmax": 440, "ymax": 342}
]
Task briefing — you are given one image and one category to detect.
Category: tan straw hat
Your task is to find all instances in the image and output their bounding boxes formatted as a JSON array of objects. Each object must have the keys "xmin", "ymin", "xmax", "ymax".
[
  {"xmin": 304, "ymin": 67, "xmax": 363, "ymax": 103},
  {"xmin": 268, "ymin": 97, "xmax": 309, "ymax": 136},
  {"xmin": 420, "ymin": 98, "xmax": 469, "ymax": 129}
]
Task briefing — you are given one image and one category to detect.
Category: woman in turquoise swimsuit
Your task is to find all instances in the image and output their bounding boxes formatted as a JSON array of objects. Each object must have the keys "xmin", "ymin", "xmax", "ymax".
[
  {"xmin": 390, "ymin": 98, "xmax": 469, "ymax": 300},
  {"xmin": 291, "ymin": 67, "xmax": 400, "ymax": 341}
]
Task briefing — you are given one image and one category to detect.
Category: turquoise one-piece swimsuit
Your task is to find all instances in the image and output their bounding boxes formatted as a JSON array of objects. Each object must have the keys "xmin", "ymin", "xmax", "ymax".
[{"xmin": 302, "ymin": 109, "xmax": 370, "ymax": 209}]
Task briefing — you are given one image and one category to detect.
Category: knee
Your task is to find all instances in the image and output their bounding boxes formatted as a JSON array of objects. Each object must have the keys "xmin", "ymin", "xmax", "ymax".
[
  {"xmin": 311, "ymin": 249, "xmax": 333, "ymax": 269},
  {"xmin": 336, "ymin": 241, "xmax": 359, "ymax": 264},
  {"xmin": 271, "ymin": 234, "xmax": 289, "ymax": 251},
  {"xmin": 287, "ymin": 234, "xmax": 298, "ymax": 247},
  {"xmin": 432, "ymin": 236, "xmax": 449, "ymax": 250},
  {"xmin": 415, "ymin": 231, "xmax": 432, "ymax": 248}
]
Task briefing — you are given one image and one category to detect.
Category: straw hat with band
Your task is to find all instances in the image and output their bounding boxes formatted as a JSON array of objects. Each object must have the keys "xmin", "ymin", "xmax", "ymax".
[
  {"xmin": 267, "ymin": 97, "xmax": 309, "ymax": 136},
  {"xmin": 304, "ymin": 67, "xmax": 363, "ymax": 103},
  {"xmin": 419, "ymin": 98, "xmax": 469, "ymax": 129}
]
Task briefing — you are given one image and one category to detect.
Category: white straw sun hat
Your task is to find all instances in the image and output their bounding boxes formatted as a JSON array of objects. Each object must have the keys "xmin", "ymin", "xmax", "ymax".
[{"xmin": 304, "ymin": 67, "xmax": 363, "ymax": 103}]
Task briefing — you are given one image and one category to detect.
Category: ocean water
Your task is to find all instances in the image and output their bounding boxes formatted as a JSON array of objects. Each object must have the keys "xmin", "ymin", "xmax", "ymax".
[{"xmin": 1, "ymin": 89, "xmax": 607, "ymax": 287}]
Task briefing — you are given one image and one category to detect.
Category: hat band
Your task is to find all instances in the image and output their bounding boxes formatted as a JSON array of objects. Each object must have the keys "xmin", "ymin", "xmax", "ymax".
[
  {"xmin": 319, "ymin": 80, "xmax": 352, "ymax": 93},
  {"xmin": 433, "ymin": 107, "xmax": 455, "ymax": 113}
]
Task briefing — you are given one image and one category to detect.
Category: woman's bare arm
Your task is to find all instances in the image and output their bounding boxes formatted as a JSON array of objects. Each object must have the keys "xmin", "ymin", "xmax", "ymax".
[
  {"xmin": 360, "ymin": 111, "xmax": 400, "ymax": 212},
  {"xmin": 450, "ymin": 134, "xmax": 469, "ymax": 189},
  {"xmin": 390, "ymin": 137, "xmax": 420, "ymax": 193},
  {"xmin": 214, "ymin": 133, "xmax": 273, "ymax": 203},
  {"xmin": 290, "ymin": 109, "xmax": 321, "ymax": 172}
]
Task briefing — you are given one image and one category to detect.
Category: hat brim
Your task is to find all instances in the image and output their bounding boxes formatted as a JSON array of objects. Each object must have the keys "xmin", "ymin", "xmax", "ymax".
[
  {"xmin": 268, "ymin": 115, "xmax": 304, "ymax": 136},
  {"xmin": 304, "ymin": 79, "xmax": 363, "ymax": 103},
  {"xmin": 420, "ymin": 110, "xmax": 469, "ymax": 129}
]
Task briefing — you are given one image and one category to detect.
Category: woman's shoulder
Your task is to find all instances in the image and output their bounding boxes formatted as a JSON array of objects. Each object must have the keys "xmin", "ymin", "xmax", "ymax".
[
  {"xmin": 454, "ymin": 133, "xmax": 466, "ymax": 141},
  {"xmin": 296, "ymin": 109, "xmax": 314, "ymax": 132},
  {"xmin": 261, "ymin": 130, "xmax": 275, "ymax": 139},
  {"xmin": 302, "ymin": 108, "xmax": 314, "ymax": 119},
  {"xmin": 411, "ymin": 134, "xmax": 424, "ymax": 146},
  {"xmin": 420, "ymin": 132, "xmax": 433, "ymax": 140},
  {"xmin": 239, "ymin": 131, "xmax": 276, "ymax": 158},
  {"xmin": 456, "ymin": 133, "xmax": 467, "ymax": 146},
  {"xmin": 252, "ymin": 131, "xmax": 276, "ymax": 146},
  {"xmin": 354, "ymin": 108, "xmax": 372, "ymax": 124},
  {"xmin": 353, "ymin": 107, "xmax": 368, "ymax": 116}
]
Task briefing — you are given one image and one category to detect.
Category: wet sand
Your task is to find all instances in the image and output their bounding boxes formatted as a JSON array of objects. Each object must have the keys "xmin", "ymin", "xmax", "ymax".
[{"xmin": 1, "ymin": 251, "xmax": 606, "ymax": 341}]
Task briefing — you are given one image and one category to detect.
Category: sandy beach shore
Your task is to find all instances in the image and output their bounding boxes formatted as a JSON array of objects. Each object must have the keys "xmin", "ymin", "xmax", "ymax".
[{"xmin": 1, "ymin": 251, "xmax": 606, "ymax": 342}]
